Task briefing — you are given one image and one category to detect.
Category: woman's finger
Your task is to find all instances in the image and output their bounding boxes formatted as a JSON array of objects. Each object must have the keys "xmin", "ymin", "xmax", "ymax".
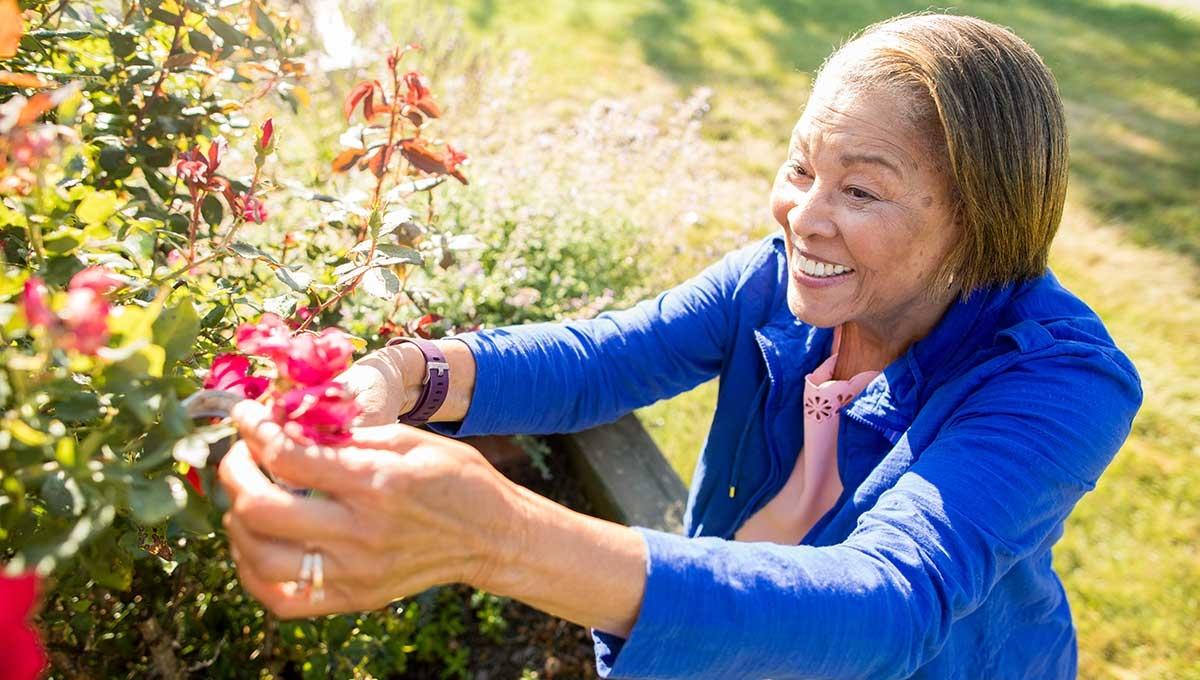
[
  {"xmin": 218, "ymin": 440, "xmax": 357, "ymax": 542},
  {"xmin": 225, "ymin": 514, "xmax": 361, "ymax": 585},
  {"xmin": 346, "ymin": 422, "xmax": 441, "ymax": 451},
  {"xmin": 231, "ymin": 399, "xmax": 380, "ymax": 495},
  {"xmin": 231, "ymin": 550, "xmax": 359, "ymax": 620}
]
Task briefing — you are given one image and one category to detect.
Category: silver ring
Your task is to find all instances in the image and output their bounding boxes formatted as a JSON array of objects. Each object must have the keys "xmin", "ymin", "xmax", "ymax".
[
  {"xmin": 298, "ymin": 551, "xmax": 314, "ymax": 584},
  {"xmin": 309, "ymin": 552, "xmax": 325, "ymax": 603}
]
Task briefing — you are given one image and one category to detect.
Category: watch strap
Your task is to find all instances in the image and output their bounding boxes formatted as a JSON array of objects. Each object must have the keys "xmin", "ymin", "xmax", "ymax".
[{"xmin": 386, "ymin": 337, "xmax": 450, "ymax": 425}]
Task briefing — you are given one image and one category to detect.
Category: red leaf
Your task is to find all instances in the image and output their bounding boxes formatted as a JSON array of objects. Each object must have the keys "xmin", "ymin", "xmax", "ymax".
[
  {"xmin": 331, "ymin": 148, "xmax": 366, "ymax": 173},
  {"xmin": 0, "ymin": 0, "xmax": 23, "ymax": 60},
  {"xmin": 366, "ymin": 144, "xmax": 393, "ymax": 178},
  {"xmin": 343, "ymin": 80, "xmax": 376, "ymax": 121},
  {"xmin": 0, "ymin": 71, "xmax": 52, "ymax": 88},
  {"xmin": 398, "ymin": 138, "xmax": 446, "ymax": 175}
]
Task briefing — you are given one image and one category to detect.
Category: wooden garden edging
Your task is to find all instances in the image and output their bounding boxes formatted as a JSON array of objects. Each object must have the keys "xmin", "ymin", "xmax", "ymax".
[{"xmin": 549, "ymin": 414, "xmax": 688, "ymax": 533}]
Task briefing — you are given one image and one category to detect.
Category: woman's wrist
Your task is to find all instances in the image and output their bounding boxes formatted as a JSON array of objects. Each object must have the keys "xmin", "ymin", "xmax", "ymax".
[{"xmin": 470, "ymin": 481, "xmax": 647, "ymax": 637}]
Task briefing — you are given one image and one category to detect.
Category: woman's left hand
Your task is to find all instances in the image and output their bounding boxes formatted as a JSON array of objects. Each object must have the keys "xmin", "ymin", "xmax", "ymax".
[{"xmin": 217, "ymin": 400, "xmax": 522, "ymax": 618}]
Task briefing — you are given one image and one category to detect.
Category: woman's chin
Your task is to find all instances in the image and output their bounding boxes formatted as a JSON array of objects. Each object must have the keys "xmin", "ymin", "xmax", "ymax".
[{"xmin": 786, "ymin": 286, "xmax": 850, "ymax": 328}]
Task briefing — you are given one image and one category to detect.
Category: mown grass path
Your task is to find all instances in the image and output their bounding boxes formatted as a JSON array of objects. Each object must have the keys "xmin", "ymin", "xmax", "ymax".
[{"xmin": 372, "ymin": 1, "xmax": 1199, "ymax": 676}]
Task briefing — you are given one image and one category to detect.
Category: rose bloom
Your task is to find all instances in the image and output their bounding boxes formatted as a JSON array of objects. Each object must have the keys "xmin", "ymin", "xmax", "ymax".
[
  {"xmin": 58, "ymin": 286, "xmax": 109, "ymax": 354},
  {"xmin": 204, "ymin": 354, "xmax": 269, "ymax": 400},
  {"xmin": 272, "ymin": 383, "xmax": 360, "ymax": 444},
  {"xmin": 69, "ymin": 266, "xmax": 123, "ymax": 295},
  {"xmin": 0, "ymin": 572, "xmax": 48, "ymax": 680},
  {"xmin": 279, "ymin": 328, "xmax": 356, "ymax": 386},
  {"xmin": 21, "ymin": 278, "xmax": 54, "ymax": 328},
  {"xmin": 239, "ymin": 193, "xmax": 268, "ymax": 223},
  {"xmin": 235, "ymin": 313, "xmax": 292, "ymax": 360}
]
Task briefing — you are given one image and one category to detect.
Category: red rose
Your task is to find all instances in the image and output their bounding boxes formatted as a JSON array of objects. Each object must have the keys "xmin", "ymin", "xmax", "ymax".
[
  {"xmin": 0, "ymin": 571, "xmax": 48, "ymax": 680},
  {"xmin": 273, "ymin": 382, "xmax": 360, "ymax": 444},
  {"xmin": 279, "ymin": 328, "xmax": 355, "ymax": 386},
  {"xmin": 204, "ymin": 354, "xmax": 269, "ymax": 400},
  {"xmin": 235, "ymin": 313, "xmax": 292, "ymax": 361}
]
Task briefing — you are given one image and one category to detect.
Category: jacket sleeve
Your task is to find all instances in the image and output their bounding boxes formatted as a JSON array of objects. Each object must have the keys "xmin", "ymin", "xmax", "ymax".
[
  {"xmin": 593, "ymin": 344, "xmax": 1142, "ymax": 679},
  {"xmin": 430, "ymin": 238, "xmax": 772, "ymax": 437}
]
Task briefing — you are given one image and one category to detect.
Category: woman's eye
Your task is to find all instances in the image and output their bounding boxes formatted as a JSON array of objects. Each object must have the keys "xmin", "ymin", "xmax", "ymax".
[
  {"xmin": 786, "ymin": 161, "xmax": 810, "ymax": 180},
  {"xmin": 846, "ymin": 186, "xmax": 878, "ymax": 201}
]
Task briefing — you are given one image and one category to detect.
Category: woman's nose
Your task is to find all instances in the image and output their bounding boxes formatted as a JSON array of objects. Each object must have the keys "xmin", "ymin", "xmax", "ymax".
[{"xmin": 784, "ymin": 184, "xmax": 838, "ymax": 240}]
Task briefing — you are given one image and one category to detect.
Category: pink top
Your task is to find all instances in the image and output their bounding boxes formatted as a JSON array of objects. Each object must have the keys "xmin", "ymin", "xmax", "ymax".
[{"xmin": 734, "ymin": 326, "xmax": 880, "ymax": 544}]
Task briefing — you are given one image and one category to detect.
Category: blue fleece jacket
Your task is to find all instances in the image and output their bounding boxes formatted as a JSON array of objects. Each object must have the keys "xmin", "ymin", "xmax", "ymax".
[{"xmin": 433, "ymin": 235, "xmax": 1142, "ymax": 679}]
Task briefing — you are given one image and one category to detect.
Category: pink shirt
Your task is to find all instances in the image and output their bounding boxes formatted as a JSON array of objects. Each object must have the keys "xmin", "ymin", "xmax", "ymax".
[{"xmin": 735, "ymin": 327, "xmax": 880, "ymax": 544}]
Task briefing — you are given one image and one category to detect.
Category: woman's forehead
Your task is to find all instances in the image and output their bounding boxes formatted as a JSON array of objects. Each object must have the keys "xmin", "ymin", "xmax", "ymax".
[{"xmin": 790, "ymin": 89, "xmax": 928, "ymax": 170}]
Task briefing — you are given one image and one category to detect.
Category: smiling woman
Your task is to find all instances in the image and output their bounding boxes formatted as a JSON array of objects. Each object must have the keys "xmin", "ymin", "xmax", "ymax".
[{"xmin": 220, "ymin": 13, "xmax": 1141, "ymax": 680}]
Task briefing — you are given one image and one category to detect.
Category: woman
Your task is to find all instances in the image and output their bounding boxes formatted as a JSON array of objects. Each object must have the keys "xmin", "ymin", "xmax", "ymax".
[{"xmin": 218, "ymin": 14, "xmax": 1141, "ymax": 679}]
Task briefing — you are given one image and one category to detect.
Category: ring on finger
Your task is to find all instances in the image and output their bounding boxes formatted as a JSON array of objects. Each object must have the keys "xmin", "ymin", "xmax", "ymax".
[{"xmin": 309, "ymin": 551, "xmax": 325, "ymax": 603}]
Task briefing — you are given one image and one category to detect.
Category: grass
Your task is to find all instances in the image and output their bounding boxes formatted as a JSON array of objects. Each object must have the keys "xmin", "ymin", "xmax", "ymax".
[{"xmin": 327, "ymin": 1, "xmax": 1199, "ymax": 676}]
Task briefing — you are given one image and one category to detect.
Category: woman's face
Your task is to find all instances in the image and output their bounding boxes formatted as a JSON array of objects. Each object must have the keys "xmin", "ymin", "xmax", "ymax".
[{"xmin": 769, "ymin": 84, "xmax": 960, "ymax": 332}]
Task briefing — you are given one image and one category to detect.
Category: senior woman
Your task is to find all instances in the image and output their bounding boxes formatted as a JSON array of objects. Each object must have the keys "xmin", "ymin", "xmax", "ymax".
[{"xmin": 218, "ymin": 14, "xmax": 1141, "ymax": 679}]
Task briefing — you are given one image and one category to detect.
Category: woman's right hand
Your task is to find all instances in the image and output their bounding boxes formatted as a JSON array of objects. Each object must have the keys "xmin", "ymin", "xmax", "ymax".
[{"xmin": 337, "ymin": 344, "xmax": 422, "ymax": 426}]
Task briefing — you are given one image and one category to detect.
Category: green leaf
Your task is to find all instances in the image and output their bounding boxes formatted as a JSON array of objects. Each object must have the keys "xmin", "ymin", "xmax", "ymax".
[
  {"xmin": 152, "ymin": 299, "xmax": 201, "ymax": 368},
  {"xmin": 361, "ymin": 267, "xmax": 400, "ymax": 300},
  {"xmin": 262, "ymin": 293, "xmax": 297, "ymax": 318},
  {"xmin": 82, "ymin": 537, "xmax": 134, "ymax": 591},
  {"xmin": 274, "ymin": 266, "xmax": 311, "ymax": 292},
  {"xmin": 76, "ymin": 191, "xmax": 120, "ymax": 226},
  {"xmin": 201, "ymin": 193, "xmax": 225, "ymax": 227},
  {"xmin": 207, "ymin": 17, "xmax": 247, "ymax": 47},
  {"xmin": 41, "ymin": 471, "xmax": 85, "ymax": 518},
  {"xmin": 371, "ymin": 244, "xmax": 423, "ymax": 267},
  {"xmin": 188, "ymin": 29, "xmax": 214, "ymax": 53},
  {"xmin": 252, "ymin": 2, "xmax": 281, "ymax": 42},
  {"xmin": 228, "ymin": 240, "xmax": 280, "ymax": 265},
  {"xmin": 129, "ymin": 476, "xmax": 188, "ymax": 525}
]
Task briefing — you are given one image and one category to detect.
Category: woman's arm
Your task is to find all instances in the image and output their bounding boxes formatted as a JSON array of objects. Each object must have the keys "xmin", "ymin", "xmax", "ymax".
[{"xmin": 341, "ymin": 237, "xmax": 774, "ymax": 432}]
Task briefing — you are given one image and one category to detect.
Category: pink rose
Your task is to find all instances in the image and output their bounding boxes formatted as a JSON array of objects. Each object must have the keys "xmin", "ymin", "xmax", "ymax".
[
  {"xmin": 58, "ymin": 286, "xmax": 109, "ymax": 355},
  {"xmin": 239, "ymin": 193, "xmax": 268, "ymax": 223},
  {"xmin": 204, "ymin": 354, "xmax": 269, "ymax": 400},
  {"xmin": 279, "ymin": 328, "xmax": 355, "ymax": 386},
  {"xmin": 273, "ymin": 382, "xmax": 360, "ymax": 444},
  {"xmin": 235, "ymin": 313, "xmax": 292, "ymax": 360},
  {"xmin": 21, "ymin": 278, "xmax": 54, "ymax": 329},
  {"xmin": 0, "ymin": 571, "xmax": 48, "ymax": 680},
  {"xmin": 69, "ymin": 266, "xmax": 123, "ymax": 295}
]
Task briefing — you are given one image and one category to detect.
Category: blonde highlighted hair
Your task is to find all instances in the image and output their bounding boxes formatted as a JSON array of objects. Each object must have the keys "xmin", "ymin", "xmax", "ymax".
[{"xmin": 817, "ymin": 14, "xmax": 1069, "ymax": 294}]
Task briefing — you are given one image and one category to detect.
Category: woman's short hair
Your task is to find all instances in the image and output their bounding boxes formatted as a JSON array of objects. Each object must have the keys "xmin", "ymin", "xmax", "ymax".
[{"xmin": 816, "ymin": 14, "xmax": 1068, "ymax": 294}]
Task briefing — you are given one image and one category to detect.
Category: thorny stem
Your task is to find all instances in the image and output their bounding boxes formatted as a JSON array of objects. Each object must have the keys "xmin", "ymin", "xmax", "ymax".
[
  {"xmin": 360, "ymin": 47, "xmax": 405, "ymax": 241},
  {"xmin": 132, "ymin": 6, "xmax": 187, "ymax": 139},
  {"xmin": 186, "ymin": 195, "xmax": 203, "ymax": 264}
]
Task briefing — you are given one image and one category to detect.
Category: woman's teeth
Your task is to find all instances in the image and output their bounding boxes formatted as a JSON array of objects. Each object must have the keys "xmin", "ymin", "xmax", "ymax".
[{"xmin": 796, "ymin": 253, "xmax": 853, "ymax": 278}]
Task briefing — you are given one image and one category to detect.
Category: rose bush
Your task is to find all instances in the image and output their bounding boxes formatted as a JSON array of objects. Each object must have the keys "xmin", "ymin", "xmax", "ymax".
[
  {"xmin": 2, "ymin": 0, "xmax": 722, "ymax": 674},
  {"xmin": 0, "ymin": 1, "xmax": 524, "ymax": 675}
]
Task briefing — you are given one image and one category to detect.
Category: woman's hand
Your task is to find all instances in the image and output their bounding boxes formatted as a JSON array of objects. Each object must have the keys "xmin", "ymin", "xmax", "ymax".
[
  {"xmin": 217, "ymin": 400, "xmax": 521, "ymax": 618},
  {"xmin": 336, "ymin": 344, "xmax": 422, "ymax": 426}
]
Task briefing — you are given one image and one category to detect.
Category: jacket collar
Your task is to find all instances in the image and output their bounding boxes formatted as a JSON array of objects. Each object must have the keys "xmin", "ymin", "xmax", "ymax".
[{"xmin": 754, "ymin": 281, "xmax": 1019, "ymax": 440}]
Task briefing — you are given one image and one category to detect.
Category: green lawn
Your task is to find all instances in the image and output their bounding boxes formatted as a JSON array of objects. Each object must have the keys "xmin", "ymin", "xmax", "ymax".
[{"xmin": 349, "ymin": 1, "xmax": 1199, "ymax": 676}]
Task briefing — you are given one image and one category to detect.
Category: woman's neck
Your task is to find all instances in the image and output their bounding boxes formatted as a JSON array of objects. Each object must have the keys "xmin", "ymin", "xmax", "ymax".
[{"xmin": 833, "ymin": 295, "xmax": 956, "ymax": 380}]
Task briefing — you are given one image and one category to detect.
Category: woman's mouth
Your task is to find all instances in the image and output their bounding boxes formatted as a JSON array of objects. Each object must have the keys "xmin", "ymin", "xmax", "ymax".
[{"xmin": 791, "ymin": 251, "xmax": 854, "ymax": 286}]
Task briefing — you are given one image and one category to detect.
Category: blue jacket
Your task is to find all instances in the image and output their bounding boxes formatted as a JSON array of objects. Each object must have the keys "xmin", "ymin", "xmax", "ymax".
[{"xmin": 435, "ymin": 235, "xmax": 1142, "ymax": 679}]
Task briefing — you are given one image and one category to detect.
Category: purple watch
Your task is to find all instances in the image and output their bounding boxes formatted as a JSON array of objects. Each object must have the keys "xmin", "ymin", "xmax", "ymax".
[{"xmin": 386, "ymin": 337, "xmax": 450, "ymax": 425}]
